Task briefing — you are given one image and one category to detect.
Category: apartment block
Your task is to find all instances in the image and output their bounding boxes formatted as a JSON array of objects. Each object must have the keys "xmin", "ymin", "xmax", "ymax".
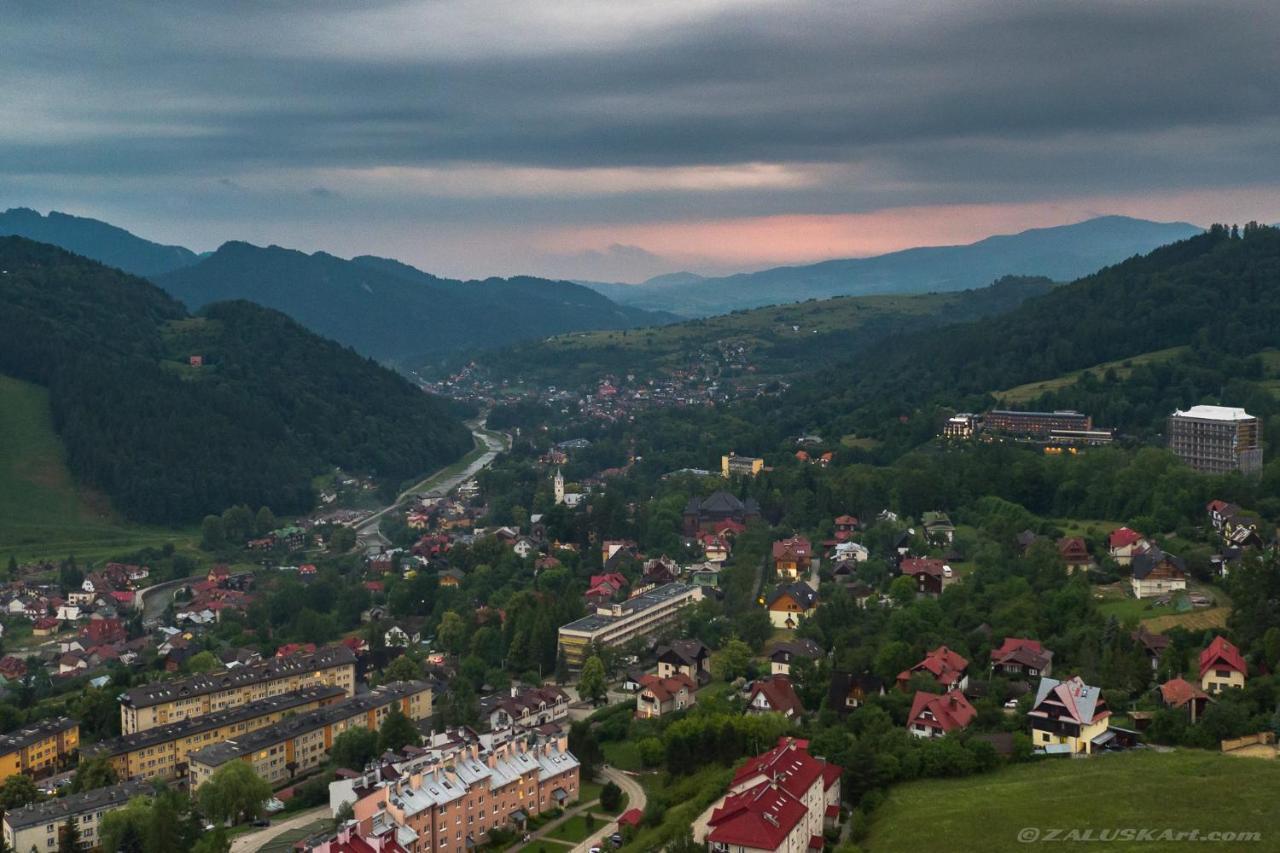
[
  {"xmin": 119, "ymin": 645, "xmax": 357, "ymax": 734},
  {"xmin": 1168, "ymin": 405, "xmax": 1263, "ymax": 475},
  {"xmin": 3, "ymin": 780, "xmax": 150, "ymax": 853},
  {"xmin": 984, "ymin": 409, "xmax": 1092, "ymax": 438},
  {"xmin": 346, "ymin": 731, "xmax": 580, "ymax": 853},
  {"xmin": 557, "ymin": 583, "xmax": 703, "ymax": 668},
  {"xmin": 0, "ymin": 717, "xmax": 78, "ymax": 780},
  {"xmin": 87, "ymin": 685, "xmax": 346, "ymax": 781},
  {"xmin": 187, "ymin": 681, "xmax": 432, "ymax": 789}
]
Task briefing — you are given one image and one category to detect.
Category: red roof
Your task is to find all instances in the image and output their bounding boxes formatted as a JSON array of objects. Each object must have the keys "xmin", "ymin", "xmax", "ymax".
[
  {"xmin": 617, "ymin": 809, "xmax": 643, "ymax": 828},
  {"xmin": 749, "ymin": 675, "xmax": 805, "ymax": 717},
  {"xmin": 1199, "ymin": 636, "xmax": 1247, "ymax": 680},
  {"xmin": 638, "ymin": 672, "xmax": 696, "ymax": 702},
  {"xmin": 907, "ymin": 690, "xmax": 976, "ymax": 734},
  {"xmin": 772, "ymin": 536, "xmax": 813, "ymax": 562},
  {"xmin": 1108, "ymin": 527, "xmax": 1146, "ymax": 549},
  {"xmin": 1160, "ymin": 677, "xmax": 1210, "ymax": 708},
  {"xmin": 898, "ymin": 645, "xmax": 968, "ymax": 688},
  {"xmin": 899, "ymin": 557, "xmax": 946, "ymax": 578},
  {"xmin": 708, "ymin": 780, "xmax": 807, "ymax": 850}
]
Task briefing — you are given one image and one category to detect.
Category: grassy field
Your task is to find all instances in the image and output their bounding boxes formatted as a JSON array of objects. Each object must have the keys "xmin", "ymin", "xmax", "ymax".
[
  {"xmin": 1094, "ymin": 581, "xmax": 1230, "ymax": 630},
  {"xmin": 996, "ymin": 346, "xmax": 1188, "ymax": 404},
  {"xmin": 866, "ymin": 750, "xmax": 1280, "ymax": 852},
  {"xmin": 602, "ymin": 740, "xmax": 643, "ymax": 771},
  {"xmin": 546, "ymin": 814, "xmax": 601, "ymax": 844},
  {"xmin": 0, "ymin": 374, "xmax": 197, "ymax": 561}
]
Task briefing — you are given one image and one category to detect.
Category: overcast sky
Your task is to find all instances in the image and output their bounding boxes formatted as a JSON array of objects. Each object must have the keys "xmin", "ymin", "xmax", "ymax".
[{"xmin": 3, "ymin": 1, "xmax": 1278, "ymax": 281}]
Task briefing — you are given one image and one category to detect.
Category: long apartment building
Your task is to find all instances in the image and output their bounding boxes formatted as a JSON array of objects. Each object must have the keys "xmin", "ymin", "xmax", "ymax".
[
  {"xmin": 3, "ymin": 780, "xmax": 150, "ymax": 853},
  {"xmin": 346, "ymin": 731, "xmax": 580, "ymax": 853},
  {"xmin": 1168, "ymin": 405, "xmax": 1263, "ymax": 475},
  {"xmin": 119, "ymin": 645, "xmax": 357, "ymax": 734},
  {"xmin": 187, "ymin": 681, "xmax": 432, "ymax": 789},
  {"xmin": 87, "ymin": 685, "xmax": 346, "ymax": 782},
  {"xmin": 0, "ymin": 717, "xmax": 78, "ymax": 779},
  {"xmin": 557, "ymin": 582, "xmax": 703, "ymax": 669},
  {"xmin": 984, "ymin": 409, "xmax": 1092, "ymax": 438}
]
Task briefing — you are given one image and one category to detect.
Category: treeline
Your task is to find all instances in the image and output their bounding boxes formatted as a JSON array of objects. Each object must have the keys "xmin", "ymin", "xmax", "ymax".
[{"xmin": 0, "ymin": 237, "xmax": 471, "ymax": 523}]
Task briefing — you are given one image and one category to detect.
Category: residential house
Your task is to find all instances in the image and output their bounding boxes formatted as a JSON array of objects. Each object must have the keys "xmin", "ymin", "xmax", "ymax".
[
  {"xmin": 1056, "ymin": 537, "xmax": 1092, "ymax": 573},
  {"xmin": 643, "ymin": 556, "xmax": 680, "ymax": 586},
  {"xmin": 897, "ymin": 646, "xmax": 969, "ymax": 692},
  {"xmin": 682, "ymin": 491, "xmax": 761, "ymax": 536},
  {"xmin": 1108, "ymin": 527, "xmax": 1150, "ymax": 567},
  {"xmin": 826, "ymin": 671, "xmax": 884, "ymax": 714},
  {"xmin": 635, "ymin": 672, "xmax": 697, "ymax": 718},
  {"xmin": 700, "ymin": 533, "xmax": 731, "ymax": 563},
  {"xmin": 765, "ymin": 583, "xmax": 819, "ymax": 629},
  {"xmin": 990, "ymin": 638, "xmax": 1054, "ymax": 680},
  {"xmin": 585, "ymin": 572, "xmax": 628, "ymax": 607},
  {"xmin": 772, "ymin": 536, "xmax": 812, "ymax": 580},
  {"xmin": 79, "ymin": 618, "xmax": 125, "ymax": 646},
  {"xmin": 1160, "ymin": 677, "xmax": 1212, "ymax": 723},
  {"xmin": 1130, "ymin": 550, "xmax": 1187, "ymax": 599},
  {"xmin": 767, "ymin": 639, "xmax": 824, "ymax": 676},
  {"xmin": 831, "ymin": 541, "xmax": 868, "ymax": 563},
  {"xmin": 899, "ymin": 557, "xmax": 948, "ymax": 597},
  {"xmin": 832, "ymin": 515, "xmax": 859, "ymax": 542},
  {"xmin": 907, "ymin": 690, "xmax": 976, "ymax": 738},
  {"xmin": 1129, "ymin": 631, "xmax": 1168, "ymax": 678},
  {"xmin": 1199, "ymin": 636, "xmax": 1247, "ymax": 694},
  {"xmin": 384, "ymin": 623, "xmax": 421, "ymax": 648},
  {"xmin": 745, "ymin": 675, "xmax": 805, "ymax": 718},
  {"xmin": 484, "ymin": 685, "xmax": 571, "ymax": 731},
  {"xmin": 1028, "ymin": 676, "xmax": 1111, "ymax": 754},
  {"xmin": 1206, "ymin": 500, "xmax": 1240, "ymax": 533},
  {"xmin": 921, "ymin": 512, "xmax": 956, "ymax": 545},
  {"xmin": 656, "ymin": 639, "xmax": 711, "ymax": 683}
]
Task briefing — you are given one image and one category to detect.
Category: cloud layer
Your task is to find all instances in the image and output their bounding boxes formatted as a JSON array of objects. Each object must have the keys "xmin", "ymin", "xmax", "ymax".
[{"xmin": 3, "ymin": 1, "xmax": 1278, "ymax": 280}]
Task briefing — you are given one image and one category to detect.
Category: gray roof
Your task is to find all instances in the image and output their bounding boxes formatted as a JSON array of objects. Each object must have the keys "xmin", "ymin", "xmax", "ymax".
[
  {"xmin": 120, "ymin": 645, "xmax": 356, "ymax": 709},
  {"xmin": 4, "ymin": 781, "xmax": 151, "ymax": 830},
  {"xmin": 1031, "ymin": 676, "xmax": 1103, "ymax": 724},
  {"xmin": 766, "ymin": 582, "xmax": 817, "ymax": 609},
  {"xmin": 87, "ymin": 685, "xmax": 346, "ymax": 761},
  {"xmin": 1131, "ymin": 549, "xmax": 1186, "ymax": 580},
  {"xmin": 0, "ymin": 717, "xmax": 76, "ymax": 757},
  {"xmin": 187, "ymin": 681, "xmax": 429, "ymax": 769},
  {"xmin": 561, "ymin": 583, "xmax": 698, "ymax": 633}
]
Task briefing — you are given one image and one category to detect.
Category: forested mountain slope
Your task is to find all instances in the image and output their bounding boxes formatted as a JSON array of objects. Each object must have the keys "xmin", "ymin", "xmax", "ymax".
[
  {"xmin": 0, "ymin": 207, "xmax": 198, "ymax": 276},
  {"xmin": 0, "ymin": 237, "xmax": 471, "ymax": 523}
]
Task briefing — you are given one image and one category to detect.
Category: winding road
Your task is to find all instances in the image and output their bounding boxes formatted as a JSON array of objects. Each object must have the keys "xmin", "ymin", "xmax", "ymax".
[{"xmin": 571, "ymin": 768, "xmax": 648, "ymax": 853}]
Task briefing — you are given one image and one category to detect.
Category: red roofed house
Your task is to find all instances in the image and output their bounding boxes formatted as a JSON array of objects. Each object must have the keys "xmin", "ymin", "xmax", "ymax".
[
  {"xmin": 897, "ymin": 645, "xmax": 969, "ymax": 692},
  {"xmin": 585, "ymin": 572, "xmax": 628, "ymax": 607},
  {"xmin": 990, "ymin": 638, "xmax": 1054, "ymax": 680},
  {"xmin": 0, "ymin": 655, "xmax": 28, "ymax": 681},
  {"xmin": 701, "ymin": 533, "xmax": 731, "ymax": 563},
  {"xmin": 907, "ymin": 690, "xmax": 976, "ymax": 739},
  {"xmin": 1028, "ymin": 675, "xmax": 1111, "ymax": 754},
  {"xmin": 898, "ymin": 557, "xmax": 947, "ymax": 596},
  {"xmin": 79, "ymin": 618, "xmax": 125, "ymax": 646},
  {"xmin": 1199, "ymin": 636, "xmax": 1247, "ymax": 694},
  {"xmin": 832, "ymin": 515, "xmax": 859, "ymax": 542},
  {"xmin": 276, "ymin": 642, "xmax": 317, "ymax": 658},
  {"xmin": 1056, "ymin": 537, "xmax": 1092, "ymax": 573},
  {"xmin": 310, "ymin": 824, "xmax": 409, "ymax": 853},
  {"xmin": 1107, "ymin": 527, "xmax": 1150, "ymax": 567},
  {"xmin": 1160, "ymin": 677, "xmax": 1212, "ymax": 723},
  {"xmin": 702, "ymin": 737, "xmax": 842, "ymax": 852},
  {"xmin": 746, "ymin": 675, "xmax": 806, "ymax": 719},
  {"xmin": 635, "ymin": 672, "xmax": 697, "ymax": 719},
  {"xmin": 772, "ymin": 536, "xmax": 812, "ymax": 580}
]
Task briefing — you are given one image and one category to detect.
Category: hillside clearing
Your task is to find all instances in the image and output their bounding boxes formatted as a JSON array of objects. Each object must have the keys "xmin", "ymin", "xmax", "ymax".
[
  {"xmin": 995, "ymin": 346, "xmax": 1188, "ymax": 404},
  {"xmin": 866, "ymin": 750, "xmax": 1280, "ymax": 853}
]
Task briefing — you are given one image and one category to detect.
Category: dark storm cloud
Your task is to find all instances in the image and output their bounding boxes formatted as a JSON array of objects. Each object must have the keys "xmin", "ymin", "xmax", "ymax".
[{"xmin": 1, "ymin": 0, "xmax": 1277, "ymax": 278}]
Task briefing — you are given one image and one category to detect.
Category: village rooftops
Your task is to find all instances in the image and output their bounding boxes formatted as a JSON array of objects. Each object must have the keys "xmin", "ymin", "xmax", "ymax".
[
  {"xmin": 186, "ymin": 681, "xmax": 429, "ymax": 769},
  {"xmin": 560, "ymin": 583, "xmax": 699, "ymax": 633},
  {"xmin": 4, "ymin": 780, "xmax": 151, "ymax": 830},
  {"xmin": 86, "ymin": 685, "xmax": 347, "ymax": 760},
  {"xmin": 0, "ymin": 717, "xmax": 77, "ymax": 756},
  {"xmin": 119, "ymin": 644, "xmax": 356, "ymax": 709}
]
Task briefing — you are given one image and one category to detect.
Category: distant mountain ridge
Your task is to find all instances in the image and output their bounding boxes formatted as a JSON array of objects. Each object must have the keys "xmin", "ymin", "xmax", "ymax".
[
  {"xmin": 0, "ymin": 207, "xmax": 199, "ymax": 276},
  {"xmin": 154, "ymin": 242, "xmax": 673, "ymax": 368},
  {"xmin": 585, "ymin": 216, "xmax": 1203, "ymax": 316}
]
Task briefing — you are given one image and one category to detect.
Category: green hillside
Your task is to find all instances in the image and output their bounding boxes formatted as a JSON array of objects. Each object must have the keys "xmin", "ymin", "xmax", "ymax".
[
  {"xmin": 474, "ymin": 275, "xmax": 1056, "ymax": 388},
  {"xmin": 995, "ymin": 347, "xmax": 1189, "ymax": 404},
  {"xmin": 867, "ymin": 750, "xmax": 1279, "ymax": 853},
  {"xmin": 0, "ymin": 374, "xmax": 192, "ymax": 560},
  {"xmin": 0, "ymin": 236, "xmax": 472, "ymax": 525}
]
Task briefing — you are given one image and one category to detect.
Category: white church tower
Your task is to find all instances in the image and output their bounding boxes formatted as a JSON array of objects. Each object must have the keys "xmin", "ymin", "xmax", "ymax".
[{"xmin": 553, "ymin": 468, "xmax": 565, "ymax": 505}]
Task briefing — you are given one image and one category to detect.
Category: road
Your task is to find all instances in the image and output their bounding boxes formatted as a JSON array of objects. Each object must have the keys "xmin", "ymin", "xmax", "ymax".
[
  {"xmin": 137, "ymin": 572, "xmax": 207, "ymax": 628},
  {"xmin": 571, "ymin": 768, "xmax": 648, "ymax": 853},
  {"xmin": 229, "ymin": 805, "xmax": 331, "ymax": 853},
  {"xmin": 355, "ymin": 419, "xmax": 508, "ymax": 535}
]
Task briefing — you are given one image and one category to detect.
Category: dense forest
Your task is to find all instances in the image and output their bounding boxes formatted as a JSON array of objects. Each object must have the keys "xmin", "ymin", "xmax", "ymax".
[{"xmin": 0, "ymin": 237, "xmax": 471, "ymax": 523}]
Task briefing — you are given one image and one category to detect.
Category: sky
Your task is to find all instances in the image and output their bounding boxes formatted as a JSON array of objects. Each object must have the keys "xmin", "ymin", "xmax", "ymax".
[{"xmin": 3, "ymin": 0, "xmax": 1279, "ymax": 282}]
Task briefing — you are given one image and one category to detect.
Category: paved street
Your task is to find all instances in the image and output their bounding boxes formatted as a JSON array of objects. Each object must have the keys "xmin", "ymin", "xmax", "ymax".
[
  {"xmin": 571, "ymin": 768, "xmax": 648, "ymax": 853},
  {"xmin": 229, "ymin": 805, "xmax": 330, "ymax": 853}
]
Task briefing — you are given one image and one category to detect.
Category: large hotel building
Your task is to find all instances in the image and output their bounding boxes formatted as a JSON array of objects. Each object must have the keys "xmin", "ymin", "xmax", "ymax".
[
  {"xmin": 1168, "ymin": 405, "xmax": 1263, "ymax": 475},
  {"xmin": 557, "ymin": 582, "xmax": 702, "ymax": 669},
  {"xmin": 118, "ymin": 645, "xmax": 357, "ymax": 734}
]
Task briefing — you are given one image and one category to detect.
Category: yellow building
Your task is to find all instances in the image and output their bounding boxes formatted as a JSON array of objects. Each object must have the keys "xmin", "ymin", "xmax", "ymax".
[
  {"xmin": 87, "ymin": 685, "xmax": 345, "ymax": 781},
  {"xmin": 0, "ymin": 717, "xmax": 78, "ymax": 779},
  {"xmin": 1028, "ymin": 676, "xmax": 1112, "ymax": 754},
  {"xmin": 3, "ymin": 781, "xmax": 149, "ymax": 853},
  {"xmin": 119, "ymin": 645, "xmax": 357, "ymax": 734},
  {"xmin": 721, "ymin": 453, "xmax": 764, "ymax": 478},
  {"xmin": 187, "ymin": 681, "xmax": 432, "ymax": 790}
]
